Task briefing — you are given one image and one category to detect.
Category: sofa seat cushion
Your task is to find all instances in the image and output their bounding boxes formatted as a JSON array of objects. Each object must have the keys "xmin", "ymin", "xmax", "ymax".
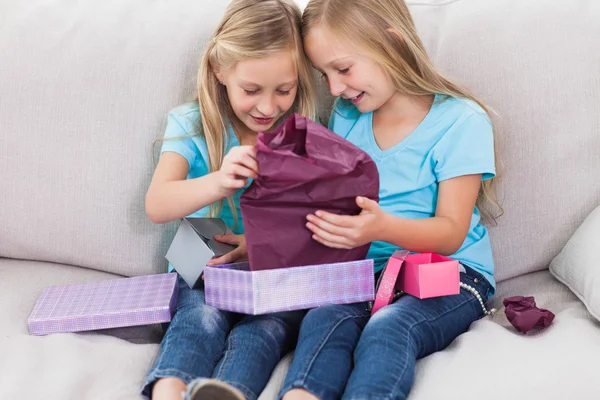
[
  {"xmin": 0, "ymin": 259, "xmax": 162, "ymax": 399},
  {"xmin": 260, "ymin": 270, "xmax": 600, "ymax": 400},
  {"xmin": 410, "ymin": 270, "xmax": 600, "ymax": 399},
  {"xmin": 0, "ymin": 258, "xmax": 291, "ymax": 400}
]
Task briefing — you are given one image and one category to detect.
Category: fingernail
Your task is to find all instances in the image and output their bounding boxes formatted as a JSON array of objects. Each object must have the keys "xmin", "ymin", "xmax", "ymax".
[{"xmin": 315, "ymin": 211, "xmax": 322, "ymax": 217}]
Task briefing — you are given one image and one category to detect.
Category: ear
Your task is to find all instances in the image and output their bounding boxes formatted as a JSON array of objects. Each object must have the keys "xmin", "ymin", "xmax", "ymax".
[
  {"xmin": 212, "ymin": 66, "xmax": 225, "ymax": 85},
  {"xmin": 387, "ymin": 28, "xmax": 403, "ymax": 42}
]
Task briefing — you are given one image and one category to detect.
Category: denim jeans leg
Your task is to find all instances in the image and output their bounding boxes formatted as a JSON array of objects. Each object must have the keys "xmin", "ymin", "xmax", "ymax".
[
  {"xmin": 279, "ymin": 302, "xmax": 370, "ymax": 400},
  {"xmin": 212, "ymin": 310, "xmax": 306, "ymax": 400},
  {"xmin": 142, "ymin": 277, "xmax": 238, "ymax": 398},
  {"xmin": 342, "ymin": 271, "xmax": 491, "ymax": 400}
]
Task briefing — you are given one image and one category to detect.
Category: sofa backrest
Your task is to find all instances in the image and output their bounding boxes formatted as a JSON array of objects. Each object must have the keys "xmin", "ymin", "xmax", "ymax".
[
  {"xmin": 406, "ymin": 0, "xmax": 600, "ymax": 281},
  {"xmin": 0, "ymin": 0, "xmax": 598, "ymax": 282},
  {"xmin": 0, "ymin": 0, "xmax": 230, "ymax": 276}
]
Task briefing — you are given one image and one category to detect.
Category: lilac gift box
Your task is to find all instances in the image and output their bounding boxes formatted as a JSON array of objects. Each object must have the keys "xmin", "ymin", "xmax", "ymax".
[
  {"xmin": 27, "ymin": 273, "xmax": 178, "ymax": 336},
  {"xmin": 204, "ymin": 259, "xmax": 375, "ymax": 315},
  {"xmin": 396, "ymin": 253, "xmax": 460, "ymax": 299}
]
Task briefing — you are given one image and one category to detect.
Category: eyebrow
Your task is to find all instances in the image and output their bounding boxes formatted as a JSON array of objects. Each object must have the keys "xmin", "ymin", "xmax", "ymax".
[
  {"xmin": 313, "ymin": 57, "xmax": 353, "ymax": 74},
  {"xmin": 325, "ymin": 57, "xmax": 352, "ymax": 68},
  {"xmin": 238, "ymin": 79, "xmax": 298, "ymax": 87}
]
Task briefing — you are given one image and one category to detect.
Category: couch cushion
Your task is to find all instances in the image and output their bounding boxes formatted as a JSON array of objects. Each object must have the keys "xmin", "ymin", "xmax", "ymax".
[
  {"xmin": 6, "ymin": 259, "xmax": 597, "ymax": 400},
  {"xmin": 260, "ymin": 271, "xmax": 600, "ymax": 400},
  {"xmin": 0, "ymin": 0, "xmax": 231, "ymax": 276},
  {"xmin": 550, "ymin": 205, "xmax": 600, "ymax": 322},
  {"xmin": 411, "ymin": 270, "xmax": 600, "ymax": 399},
  {"xmin": 0, "ymin": 258, "xmax": 162, "ymax": 399},
  {"xmin": 0, "ymin": 258, "xmax": 288, "ymax": 400}
]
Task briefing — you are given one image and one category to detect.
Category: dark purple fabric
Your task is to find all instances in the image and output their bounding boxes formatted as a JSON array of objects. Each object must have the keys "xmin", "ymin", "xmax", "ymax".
[
  {"xmin": 503, "ymin": 296, "xmax": 555, "ymax": 334},
  {"xmin": 240, "ymin": 113, "xmax": 380, "ymax": 271}
]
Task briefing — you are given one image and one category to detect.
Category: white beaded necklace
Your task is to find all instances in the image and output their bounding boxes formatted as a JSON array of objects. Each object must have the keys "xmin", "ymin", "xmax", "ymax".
[
  {"xmin": 381, "ymin": 281, "xmax": 497, "ymax": 316},
  {"xmin": 459, "ymin": 281, "xmax": 497, "ymax": 316}
]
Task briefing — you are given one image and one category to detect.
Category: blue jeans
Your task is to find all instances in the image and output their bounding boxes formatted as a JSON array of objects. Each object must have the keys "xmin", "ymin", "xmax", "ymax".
[
  {"xmin": 280, "ymin": 267, "xmax": 492, "ymax": 400},
  {"xmin": 143, "ymin": 276, "xmax": 304, "ymax": 400}
]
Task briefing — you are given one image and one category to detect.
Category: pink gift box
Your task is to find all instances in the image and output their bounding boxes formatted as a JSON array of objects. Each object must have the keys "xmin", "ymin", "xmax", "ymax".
[
  {"xmin": 204, "ymin": 259, "xmax": 374, "ymax": 315},
  {"xmin": 397, "ymin": 253, "xmax": 460, "ymax": 299},
  {"xmin": 27, "ymin": 273, "xmax": 178, "ymax": 336}
]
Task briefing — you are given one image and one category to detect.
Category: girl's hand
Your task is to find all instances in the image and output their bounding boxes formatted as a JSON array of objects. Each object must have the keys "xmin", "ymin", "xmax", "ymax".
[
  {"xmin": 207, "ymin": 234, "xmax": 248, "ymax": 266},
  {"xmin": 216, "ymin": 146, "xmax": 259, "ymax": 197},
  {"xmin": 306, "ymin": 196, "xmax": 385, "ymax": 249}
]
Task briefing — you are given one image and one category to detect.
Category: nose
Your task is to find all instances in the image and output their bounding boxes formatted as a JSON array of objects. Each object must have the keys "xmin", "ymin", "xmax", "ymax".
[
  {"xmin": 257, "ymin": 95, "xmax": 276, "ymax": 117},
  {"xmin": 328, "ymin": 76, "xmax": 346, "ymax": 97}
]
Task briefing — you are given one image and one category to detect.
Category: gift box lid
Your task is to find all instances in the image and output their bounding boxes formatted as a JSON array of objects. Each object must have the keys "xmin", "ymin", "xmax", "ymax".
[{"xmin": 27, "ymin": 273, "xmax": 178, "ymax": 335}]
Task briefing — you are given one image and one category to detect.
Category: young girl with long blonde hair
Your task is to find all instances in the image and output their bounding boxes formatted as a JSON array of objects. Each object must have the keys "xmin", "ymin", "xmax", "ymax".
[
  {"xmin": 142, "ymin": 1, "xmax": 317, "ymax": 399},
  {"xmin": 281, "ymin": 0, "xmax": 500, "ymax": 399}
]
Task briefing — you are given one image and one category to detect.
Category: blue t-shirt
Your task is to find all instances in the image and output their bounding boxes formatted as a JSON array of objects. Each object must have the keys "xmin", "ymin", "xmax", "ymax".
[
  {"xmin": 329, "ymin": 94, "xmax": 497, "ymax": 293},
  {"xmin": 160, "ymin": 103, "xmax": 246, "ymax": 271}
]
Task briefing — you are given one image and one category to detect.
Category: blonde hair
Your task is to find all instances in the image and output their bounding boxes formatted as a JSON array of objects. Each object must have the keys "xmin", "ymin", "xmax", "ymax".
[
  {"xmin": 198, "ymin": 0, "xmax": 318, "ymax": 221},
  {"xmin": 303, "ymin": 0, "xmax": 503, "ymax": 222}
]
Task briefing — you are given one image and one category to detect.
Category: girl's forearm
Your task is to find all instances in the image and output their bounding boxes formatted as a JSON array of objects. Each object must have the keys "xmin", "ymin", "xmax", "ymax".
[
  {"xmin": 377, "ymin": 213, "xmax": 467, "ymax": 256},
  {"xmin": 145, "ymin": 172, "xmax": 224, "ymax": 224}
]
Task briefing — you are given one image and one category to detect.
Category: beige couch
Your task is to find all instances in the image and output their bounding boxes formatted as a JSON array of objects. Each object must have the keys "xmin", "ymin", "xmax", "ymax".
[{"xmin": 1, "ymin": 0, "xmax": 599, "ymax": 399}]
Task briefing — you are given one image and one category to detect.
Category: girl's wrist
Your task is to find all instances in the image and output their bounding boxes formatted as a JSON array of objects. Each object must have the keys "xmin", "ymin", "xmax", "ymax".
[
  {"xmin": 208, "ymin": 171, "xmax": 228, "ymax": 198},
  {"xmin": 194, "ymin": 172, "xmax": 228, "ymax": 204}
]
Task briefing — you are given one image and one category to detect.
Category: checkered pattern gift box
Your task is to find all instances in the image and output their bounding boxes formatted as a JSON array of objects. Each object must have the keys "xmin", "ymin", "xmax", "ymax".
[
  {"xmin": 204, "ymin": 260, "xmax": 375, "ymax": 315},
  {"xmin": 202, "ymin": 114, "xmax": 380, "ymax": 314},
  {"xmin": 27, "ymin": 273, "xmax": 178, "ymax": 336}
]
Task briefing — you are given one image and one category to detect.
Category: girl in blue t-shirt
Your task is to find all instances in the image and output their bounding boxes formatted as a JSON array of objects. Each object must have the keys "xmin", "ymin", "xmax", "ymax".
[
  {"xmin": 143, "ymin": 1, "xmax": 317, "ymax": 400},
  {"xmin": 280, "ymin": 1, "xmax": 502, "ymax": 399}
]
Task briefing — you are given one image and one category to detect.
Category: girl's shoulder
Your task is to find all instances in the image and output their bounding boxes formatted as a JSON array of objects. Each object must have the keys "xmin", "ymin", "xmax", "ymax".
[
  {"xmin": 169, "ymin": 101, "xmax": 200, "ymax": 118},
  {"xmin": 160, "ymin": 102, "xmax": 211, "ymax": 171},
  {"xmin": 436, "ymin": 95, "xmax": 491, "ymax": 125},
  {"xmin": 167, "ymin": 102, "xmax": 203, "ymax": 135}
]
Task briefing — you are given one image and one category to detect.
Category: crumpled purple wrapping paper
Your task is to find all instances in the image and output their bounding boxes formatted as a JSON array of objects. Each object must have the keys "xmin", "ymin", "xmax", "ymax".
[
  {"xmin": 503, "ymin": 296, "xmax": 555, "ymax": 334},
  {"xmin": 240, "ymin": 113, "xmax": 380, "ymax": 271}
]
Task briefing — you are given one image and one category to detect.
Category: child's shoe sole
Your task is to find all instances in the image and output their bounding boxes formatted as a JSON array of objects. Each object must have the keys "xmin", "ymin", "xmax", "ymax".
[{"xmin": 187, "ymin": 378, "xmax": 246, "ymax": 400}]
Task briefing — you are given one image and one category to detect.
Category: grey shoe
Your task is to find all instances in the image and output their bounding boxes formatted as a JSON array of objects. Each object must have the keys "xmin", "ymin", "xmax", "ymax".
[{"xmin": 186, "ymin": 378, "xmax": 246, "ymax": 400}]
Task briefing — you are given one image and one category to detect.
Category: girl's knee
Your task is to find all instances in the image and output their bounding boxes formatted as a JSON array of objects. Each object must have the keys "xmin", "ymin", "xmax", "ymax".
[
  {"xmin": 238, "ymin": 315, "xmax": 292, "ymax": 342},
  {"xmin": 365, "ymin": 303, "xmax": 421, "ymax": 336},
  {"xmin": 302, "ymin": 304, "xmax": 369, "ymax": 334},
  {"xmin": 305, "ymin": 304, "xmax": 356, "ymax": 323},
  {"xmin": 174, "ymin": 302, "xmax": 231, "ymax": 336}
]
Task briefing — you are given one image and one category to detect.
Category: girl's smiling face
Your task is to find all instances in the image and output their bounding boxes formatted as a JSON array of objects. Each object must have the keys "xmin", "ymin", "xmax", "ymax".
[
  {"xmin": 304, "ymin": 26, "xmax": 397, "ymax": 114},
  {"xmin": 217, "ymin": 49, "xmax": 298, "ymax": 134}
]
